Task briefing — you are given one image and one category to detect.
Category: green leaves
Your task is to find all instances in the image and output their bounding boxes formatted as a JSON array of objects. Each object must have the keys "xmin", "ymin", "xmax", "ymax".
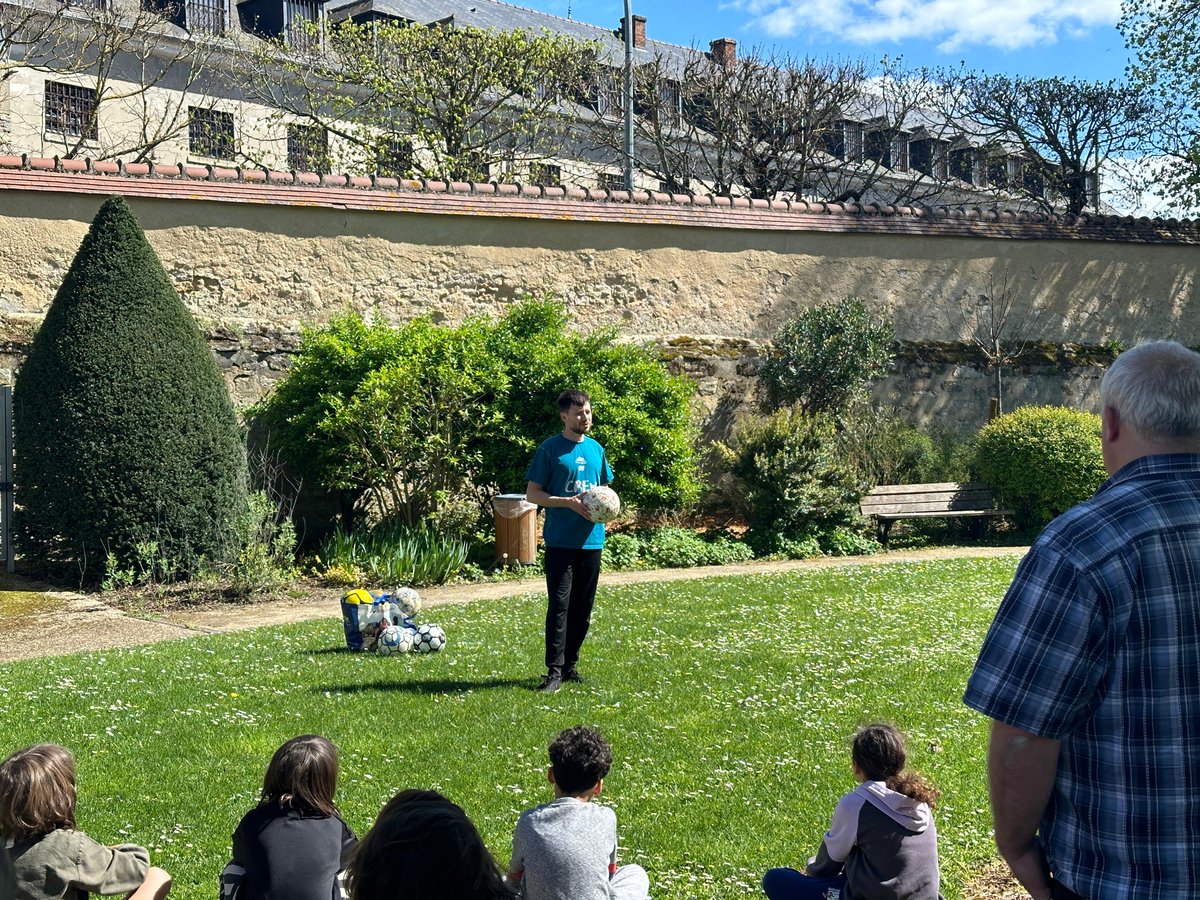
[
  {"xmin": 263, "ymin": 19, "xmax": 592, "ymax": 181},
  {"xmin": 758, "ymin": 297, "xmax": 894, "ymax": 418},
  {"xmin": 252, "ymin": 297, "xmax": 699, "ymax": 531},
  {"xmin": 973, "ymin": 405, "xmax": 1106, "ymax": 530}
]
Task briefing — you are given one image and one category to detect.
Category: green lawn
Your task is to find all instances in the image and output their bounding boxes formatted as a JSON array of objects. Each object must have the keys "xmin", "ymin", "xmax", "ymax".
[{"xmin": 0, "ymin": 556, "xmax": 1020, "ymax": 899}]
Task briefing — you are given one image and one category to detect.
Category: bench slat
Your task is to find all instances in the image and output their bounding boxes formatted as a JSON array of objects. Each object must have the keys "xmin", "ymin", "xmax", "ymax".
[
  {"xmin": 866, "ymin": 482, "xmax": 993, "ymax": 495},
  {"xmin": 874, "ymin": 509, "xmax": 1010, "ymax": 521},
  {"xmin": 863, "ymin": 499, "xmax": 1003, "ymax": 515}
]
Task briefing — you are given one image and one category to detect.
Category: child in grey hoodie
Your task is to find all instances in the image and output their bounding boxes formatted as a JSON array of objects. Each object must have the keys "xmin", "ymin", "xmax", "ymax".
[{"xmin": 763, "ymin": 724, "xmax": 941, "ymax": 900}]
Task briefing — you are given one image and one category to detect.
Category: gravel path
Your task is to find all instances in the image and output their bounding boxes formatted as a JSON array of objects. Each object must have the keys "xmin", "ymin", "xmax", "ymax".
[{"xmin": 0, "ymin": 546, "xmax": 1026, "ymax": 663}]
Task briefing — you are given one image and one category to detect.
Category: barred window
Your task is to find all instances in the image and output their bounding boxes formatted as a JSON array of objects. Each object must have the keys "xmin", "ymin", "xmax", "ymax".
[
  {"xmin": 143, "ymin": 0, "xmax": 227, "ymax": 34},
  {"xmin": 375, "ymin": 138, "xmax": 413, "ymax": 178},
  {"xmin": 598, "ymin": 172, "xmax": 626, "ymax": 191},
  {"xmin": 189, "ymin": 107, "xmax": 235, "ymax": 159},
  {"xmin": 44, "ymin": 82, "xmax": 97, "ymax": 140},
  {"xmin": 284, "ymin": 0, "xmax": 322, "ymax": 52},
  {"xmin": 286, "ymin": 123, "xmax": 328, "ymax": 172},
  {"xmin": 529, "ymin": 163, "xmax": 561, "ymax": 187}
]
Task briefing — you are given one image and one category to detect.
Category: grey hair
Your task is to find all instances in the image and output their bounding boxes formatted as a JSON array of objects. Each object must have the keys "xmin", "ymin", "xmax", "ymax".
[{"xmin": 1100, "ymin": 341, "xmax": 1200, "ymax": 440}]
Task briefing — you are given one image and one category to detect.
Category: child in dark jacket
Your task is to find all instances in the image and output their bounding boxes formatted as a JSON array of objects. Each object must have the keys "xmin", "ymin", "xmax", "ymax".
[
  {"xmin": 230, "ymin": 735, "xmax": 357, "ymax": 900},
  {"xmin": 0, "ymin": 743, "xmax": 172, "ymax": 900},
  {"xmin": 763, "ymin": 724, "xmax": 941, "ymax": 900}
]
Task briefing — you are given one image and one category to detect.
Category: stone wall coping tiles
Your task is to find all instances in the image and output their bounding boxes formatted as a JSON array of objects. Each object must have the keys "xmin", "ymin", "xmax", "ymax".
[{"xmin": 0, "ymin": 158, "xmax": 1196, "ymax": 244}]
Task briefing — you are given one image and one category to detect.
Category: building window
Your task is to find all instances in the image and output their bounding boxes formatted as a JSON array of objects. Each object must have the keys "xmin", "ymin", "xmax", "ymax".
[
  {"xmin": 576, "ymin": 67, "xmax": 623, "ymax": 119},
  {"xmin": 189, "ymin": 107, "xmax": 235, "ymax": 159},
  {"xmin": 909, "ymin": 138, "xmax": 948, "ymax": 180},
  {"xmin": 949, "ymin": 147, "xmax": 978, "ymax": 184},
  {"xmin": 286, "ymin": 123, "xmax": 328, "ymax": 172},
  {"xmin": 144, "ymin": 0, "xmax": 228, "ymax": 34},
  {"xmin": 44, "ymin": 82, "xmax": 97, "ymax": 140},
  {"xmin": 284, "ymin": 0, "xmax": 322, "ymax": 51},
  {"xmin": 818, "ymin": 120, "xmax": 863, "ymax": 162},
  {"xmin": 598, "ymin": 172, "xmax": 626, "ymax": 191},
  {"xmin": 863, "ymin": 130, "xmax": 891, "ymax": 168},
  {"xmin": 529, "ymin": 163, "xmax": 561, "ymax": 187},
  {"xmin": 375, "ymin": 138, "xmax": 413, "ymax": 178},
  {"xmin": 986, "ymin": 155, "xmax": 1012, "ymax": 188},
  {"xmin": 1023, "ymin": 165, "xmax": 1044, "ymax": 198}
]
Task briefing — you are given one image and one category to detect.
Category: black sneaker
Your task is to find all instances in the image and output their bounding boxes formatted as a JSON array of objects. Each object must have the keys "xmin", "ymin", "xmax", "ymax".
[
  {"xmin": 563, "ymin": 667, "xmax": 584, "ymax": 683},
  {"xmin": 536, "ymin": 674, "xmax": 562, "ymax": 693}
]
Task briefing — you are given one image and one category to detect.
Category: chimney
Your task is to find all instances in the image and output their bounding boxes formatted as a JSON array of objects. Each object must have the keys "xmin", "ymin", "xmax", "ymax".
[
  {"xmin": 621, "ymin": 14, "xmax": 647, "ymax": 49},
  {"xmin": 710, "ymin": 37, "xmax": 737, "ymax": 66}
]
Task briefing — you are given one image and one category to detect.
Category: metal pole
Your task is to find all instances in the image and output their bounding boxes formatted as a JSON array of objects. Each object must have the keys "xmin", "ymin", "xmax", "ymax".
[
  {"xmin": 2, "ymin": 386, "xmax": 12, "ymax": 574},
  {"xmin": 623, "ymin": 0, "xmax": 634, "ymax": 191}
]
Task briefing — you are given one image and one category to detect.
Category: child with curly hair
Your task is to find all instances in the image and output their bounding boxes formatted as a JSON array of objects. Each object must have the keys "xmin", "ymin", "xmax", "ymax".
[
  {"xmin": 508, "ymin": 725, "xmax": 649, "ymax": 900},
  {"xmin": 763, "ymin": 723, "xmax": 941, "ymax": 900}
]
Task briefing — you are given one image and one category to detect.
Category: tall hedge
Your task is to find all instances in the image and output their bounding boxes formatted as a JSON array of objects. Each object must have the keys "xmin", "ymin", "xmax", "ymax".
[{"xmin": 13, "ymin": 196, "xmax": 247, "ymax": 579}]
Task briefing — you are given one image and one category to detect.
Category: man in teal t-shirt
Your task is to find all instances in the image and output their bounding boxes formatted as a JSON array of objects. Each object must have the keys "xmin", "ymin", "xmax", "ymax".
[{"xmin": 525, "ymin": 389, "xmax": 613, "ymax": 693}]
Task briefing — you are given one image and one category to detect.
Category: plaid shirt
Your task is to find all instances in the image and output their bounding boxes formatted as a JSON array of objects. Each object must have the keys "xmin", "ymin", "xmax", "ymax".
[{"xmin": 964, "ymin": 453, "xmax": 1200, "ymax": 900}]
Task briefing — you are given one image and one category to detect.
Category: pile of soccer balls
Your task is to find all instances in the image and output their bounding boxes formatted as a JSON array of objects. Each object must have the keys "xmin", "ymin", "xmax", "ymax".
[{"xmin": 343, "ymin": 587, "xmax": 447, "ymax": 656}]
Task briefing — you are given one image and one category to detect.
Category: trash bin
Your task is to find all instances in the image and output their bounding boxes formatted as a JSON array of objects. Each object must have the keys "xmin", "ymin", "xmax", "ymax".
[{"xmin": 493, "ymin": 493, "xmax": 538, "ymax": 564}]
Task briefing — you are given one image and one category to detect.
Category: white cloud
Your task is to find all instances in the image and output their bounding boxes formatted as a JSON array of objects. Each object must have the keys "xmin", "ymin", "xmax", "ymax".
[{"xmin": 734, "ymin": 0, "xmax": 1121, "ymax": 53}]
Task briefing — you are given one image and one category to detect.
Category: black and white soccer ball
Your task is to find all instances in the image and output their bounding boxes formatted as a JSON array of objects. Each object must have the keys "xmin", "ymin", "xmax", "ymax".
[{"xmin": 412, "ymin": 623, "xmax": 446, "ymax": 653}]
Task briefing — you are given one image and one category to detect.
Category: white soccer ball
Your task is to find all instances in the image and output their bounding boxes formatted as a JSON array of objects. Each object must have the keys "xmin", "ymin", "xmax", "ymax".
[
  {"xmin": 580, "ymin": 485, "xmax": 621, "ymax": 524},
  {"xmin": 412, "ymin": 623, "xmax": 446, "ymax": 653},
  {"xmin": 391, "ymin": 586, "xmax": 421, "ymax": 617},
  {"xmin": 376, "ymin": 624, "xmax": 415, "ymax": 656}
]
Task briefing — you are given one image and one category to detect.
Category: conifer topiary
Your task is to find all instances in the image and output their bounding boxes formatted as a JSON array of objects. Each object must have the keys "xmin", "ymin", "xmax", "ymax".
[{"xmin": 13, "ymin": 196, "xmax": 247, "ymax": 580}]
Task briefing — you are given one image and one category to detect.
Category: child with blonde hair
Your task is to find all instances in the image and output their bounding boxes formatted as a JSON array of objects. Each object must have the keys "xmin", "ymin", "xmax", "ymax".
[
  {"xmin": 763, "ymin": 724, "xmax": 941, "ymax": 900},
  {"xmin": 0, "ymin": 743, "xmax": 171, "ymax": 900}
]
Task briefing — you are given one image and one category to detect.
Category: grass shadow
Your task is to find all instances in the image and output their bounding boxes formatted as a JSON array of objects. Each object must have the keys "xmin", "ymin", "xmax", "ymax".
[{"xmin": 314, "ymin": 677, "xmax": 530, "ymax": 695}]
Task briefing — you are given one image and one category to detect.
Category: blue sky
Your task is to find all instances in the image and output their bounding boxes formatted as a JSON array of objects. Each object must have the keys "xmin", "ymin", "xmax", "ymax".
[{"xmin": 519, "ymin": 0, "xmax": 1132, "ymax": 82}]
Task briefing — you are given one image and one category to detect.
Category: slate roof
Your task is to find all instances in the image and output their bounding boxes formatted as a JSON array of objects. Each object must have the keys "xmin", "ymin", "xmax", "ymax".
[{"xmin": 326, "ymin": 0, "xmax": 707, "ymax": 68}]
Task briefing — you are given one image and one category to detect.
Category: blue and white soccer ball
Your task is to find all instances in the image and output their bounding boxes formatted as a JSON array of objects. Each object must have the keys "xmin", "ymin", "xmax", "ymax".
[
  {"xmin": 413, "ymin": 623, "xmax": 446, "ymax": 653},
  {"xmin": 376, "ymin": 624, "xmax": 416, "ymax": 656}
]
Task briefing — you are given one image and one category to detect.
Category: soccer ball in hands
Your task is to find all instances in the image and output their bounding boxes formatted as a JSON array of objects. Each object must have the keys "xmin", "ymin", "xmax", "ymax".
[
  {"xmin": 376, "ymin": 624, "xmax": 416, "ymax": 656},
  {"xmin": 580, "ymin": 485, "xmax": 621, "ymax": 524},
  {"xmin": 413, "ymin": 623, "xmax": 446, "ymax": 653}
]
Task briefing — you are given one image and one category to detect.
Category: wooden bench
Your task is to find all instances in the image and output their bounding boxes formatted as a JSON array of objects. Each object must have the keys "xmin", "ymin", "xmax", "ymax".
[{"xmin": 860, "ymin": 482, "xmax": 1012, "ymax": 545}]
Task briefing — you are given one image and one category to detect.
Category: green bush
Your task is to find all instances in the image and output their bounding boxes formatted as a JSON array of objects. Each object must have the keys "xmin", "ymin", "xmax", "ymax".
[
  {"xmin": 251, "ymin": 298, "xmax": 700, "ymax": 529},
  {"xmin": 601, "ymin": 532, "xmax": 641, "ymax": 570},
  {"xmin": 758, "ymin": 298, "xmax": 894, "ymax": 417},
  {"xmin": 973, "ymin": 405, "xmax": 1107, "ymax": 530},
  {"xmin": 635, "ymin": 527, "xmax": 755, "ymax": 569},
  {"xmin": 840, "ymin": 410, "xmax": 940, "ymax": 486},
  {"xmin": 13, "ymin": 196, "xmax": 247, "ymax": 581},
  {"xmin": 715, "ymin": 410, "xmax": 863, "ymax": 551}
]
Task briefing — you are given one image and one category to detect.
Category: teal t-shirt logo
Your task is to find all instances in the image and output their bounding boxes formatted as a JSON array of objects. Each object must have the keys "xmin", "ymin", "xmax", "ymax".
[{"xmin": 526, "ymin": 435, "xmax": 613, "ymax": 549}]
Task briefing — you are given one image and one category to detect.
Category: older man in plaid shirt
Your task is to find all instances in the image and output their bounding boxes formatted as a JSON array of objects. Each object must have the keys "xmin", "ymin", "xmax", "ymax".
[{"xmin": 964, "ymin": 341, "xmax": 1200, "ymax": 900}]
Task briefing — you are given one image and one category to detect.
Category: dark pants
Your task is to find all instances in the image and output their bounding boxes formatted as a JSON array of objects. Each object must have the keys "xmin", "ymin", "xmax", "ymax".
[
  {"xmin": 762, "ymin": 868, "xmax": 847, "ymax": 900},
  {"xmin": 543, "ymin": 546, "xmax": 602, "ymax": 676}
]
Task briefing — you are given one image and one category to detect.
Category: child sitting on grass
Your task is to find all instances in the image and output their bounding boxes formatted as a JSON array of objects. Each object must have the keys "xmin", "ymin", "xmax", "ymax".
[
  {"xmin": 508, "ymin": 725, "xmax": 649, "ymax": 900},
  {"xmin": 229, "ymin": 734, "xmax": 357, "ymax": 900},
  {"xmin": 763, "ymin": 723, "xmax": 941, "ymax": 900},
  {"xmin": 345, "ymin": 788, "xmax": 516, "ymax": 900},
  {"xmin": 0, "ymin": 743, "xmax": 172, "ymax": 900}
]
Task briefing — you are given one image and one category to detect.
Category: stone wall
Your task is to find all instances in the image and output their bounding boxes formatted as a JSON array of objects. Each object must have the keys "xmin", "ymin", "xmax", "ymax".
[{"xmin": 0, "ymin": 161, "xmax": 1196, "ymax": 435}]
